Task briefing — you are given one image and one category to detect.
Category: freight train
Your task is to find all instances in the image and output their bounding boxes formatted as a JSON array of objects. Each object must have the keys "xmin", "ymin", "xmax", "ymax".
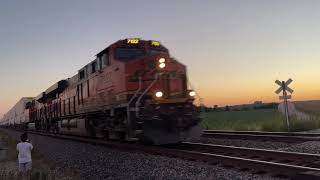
[{"xmin": 0, "ymin": 39, "xmax": 202, "ymax": 144}]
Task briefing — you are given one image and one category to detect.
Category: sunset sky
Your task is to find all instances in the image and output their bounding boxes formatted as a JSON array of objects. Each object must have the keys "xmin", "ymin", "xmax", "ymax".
[{"xmin": 1, "ymin": 0, "xmax": 320, "ymax": 118}]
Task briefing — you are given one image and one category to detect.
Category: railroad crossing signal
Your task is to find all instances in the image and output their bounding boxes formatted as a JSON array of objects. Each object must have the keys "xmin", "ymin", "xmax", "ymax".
[
  {"xmin": 275, "ymin": 78, "xmax": 293, "ymax": 131},
  {"xmin": 275, "ymin": 79, "xmax": 294, "ymax": 95}
]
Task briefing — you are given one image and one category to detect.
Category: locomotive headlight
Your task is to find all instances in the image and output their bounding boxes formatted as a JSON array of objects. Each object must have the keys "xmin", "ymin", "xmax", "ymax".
[
  {"xmin": 158, "ymin": 58, "xmax": 166, "ymax": 63},
  {"xmin": 159, "ymin": 63, "xmax": 166, "ymax": 68},
  {"xmin": 155, "ymin": 91, "xmax": 163, "ymax": 98},
  {"xmin": 189, "ymin": 91, "xmax": 196, "ymax": 97}
]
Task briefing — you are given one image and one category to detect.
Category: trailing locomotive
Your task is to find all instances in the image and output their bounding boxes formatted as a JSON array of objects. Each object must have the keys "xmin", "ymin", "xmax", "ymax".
[{"xmin": 1, "ymin": 39, "xmax": 202, "ymax": 144}]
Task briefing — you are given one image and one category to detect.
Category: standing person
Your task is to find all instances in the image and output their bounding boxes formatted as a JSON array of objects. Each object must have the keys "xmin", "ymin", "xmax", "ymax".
[{"xmin": 16, "ymin": 132, "xmax": 33, "ymax": 180}]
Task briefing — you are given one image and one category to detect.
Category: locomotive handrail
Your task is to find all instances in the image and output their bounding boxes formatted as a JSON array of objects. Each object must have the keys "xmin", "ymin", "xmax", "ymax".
[
  {"xmin": 127, "ymin": 76, "xmax": 142, "ymax": 108},
  {"xmin": 135, "ymin": 73, "xmax": 160, "ymax": 117},
  {"xmin": 126, "ymin": 76, "xmax": 142, "ymax": 138}
]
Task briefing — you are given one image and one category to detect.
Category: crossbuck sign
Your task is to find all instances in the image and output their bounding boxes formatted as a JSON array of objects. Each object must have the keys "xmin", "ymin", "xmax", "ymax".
[{"xmin": 275, "ymin": 78, "xmax": 293, "ymax": 131}]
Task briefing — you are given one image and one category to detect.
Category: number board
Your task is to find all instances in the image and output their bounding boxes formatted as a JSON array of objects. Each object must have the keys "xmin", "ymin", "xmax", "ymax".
[
  {"xmin": 127, "ymin": 38, "xmax": 139, "ymax": 44},
  {"xmin": 151, "ymin": 41, "xmax": 161, "ymax": 47}
]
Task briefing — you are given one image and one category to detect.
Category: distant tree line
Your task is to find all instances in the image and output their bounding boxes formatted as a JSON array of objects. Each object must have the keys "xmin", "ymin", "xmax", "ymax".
[{"xmin": 197, "ymin": 102, "xmax": 279, "ymax": 112}]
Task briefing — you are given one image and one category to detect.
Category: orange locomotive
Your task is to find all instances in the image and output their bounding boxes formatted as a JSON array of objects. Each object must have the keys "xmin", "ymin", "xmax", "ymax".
[{"xmin": 28, "ymin": 39, "xmax": 202, "ymax": 144}]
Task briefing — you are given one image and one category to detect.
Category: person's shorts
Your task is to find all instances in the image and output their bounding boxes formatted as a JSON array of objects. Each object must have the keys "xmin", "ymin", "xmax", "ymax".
[{"xmin": 19, "ymin": 162, "xmax": 32, "ymax": 172}]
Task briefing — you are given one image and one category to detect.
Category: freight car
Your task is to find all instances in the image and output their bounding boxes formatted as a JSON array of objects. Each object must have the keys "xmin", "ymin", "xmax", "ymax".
[
  {"xmin": 0, "ymin": 97, "xmax": 33, "ymax": 128},
  {"xmin": 1, "ymin": 39, "xmax": 202, "ymax": 145}
]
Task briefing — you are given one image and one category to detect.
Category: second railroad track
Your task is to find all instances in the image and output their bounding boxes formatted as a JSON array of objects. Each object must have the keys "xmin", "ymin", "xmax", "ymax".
[{"xmin": 203, "ymin": 130, "xmax": 320, "ymax": 143}]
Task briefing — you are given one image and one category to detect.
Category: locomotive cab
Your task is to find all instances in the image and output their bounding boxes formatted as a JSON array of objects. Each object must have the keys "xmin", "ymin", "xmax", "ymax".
[{"xmin": 111, "ymin": 39, "xmax": 193, "ymax": 102}]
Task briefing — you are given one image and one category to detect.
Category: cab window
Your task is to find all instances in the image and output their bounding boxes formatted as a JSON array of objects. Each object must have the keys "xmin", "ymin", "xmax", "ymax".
[
  {"xmin": 91, "ymin": 61, "xmax": 96, "ymax": 73},
  {"xmin": 102, "ymin": 53, "xmax": 110, "ymax": 66},
  {"xmin": 99, "ymin": 57, "xmax": 103, "ymax": 69},
  {"xmin": 149, "ymin": 48, "xmax": 167, "ymax": 55},
  {"xmin": 79, "ymin": 70, "xmax": 85, "ymax": 80},
  {"xmin": 98, "ymin": 53, "xmax": 109, "ymax": 68}
]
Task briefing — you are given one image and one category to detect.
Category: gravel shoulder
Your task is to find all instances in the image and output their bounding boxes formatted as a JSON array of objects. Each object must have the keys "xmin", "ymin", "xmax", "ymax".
[{"xmin": 1, "ymin": 129, "xmax": 284, "ymax": 180}]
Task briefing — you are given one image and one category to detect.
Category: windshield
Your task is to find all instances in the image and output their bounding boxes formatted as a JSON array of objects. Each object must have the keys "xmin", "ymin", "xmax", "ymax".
[
  {"xmin": 116, "ymin": 48, "xmax": 145, "ymax": 61},
  {"xmin": 149, "ymin": 48, "xmax": 168, "ymax": 55}
]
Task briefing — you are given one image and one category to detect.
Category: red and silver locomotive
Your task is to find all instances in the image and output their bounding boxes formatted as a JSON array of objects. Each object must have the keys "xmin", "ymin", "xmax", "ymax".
[{"xmin": 25, "ymin": 39, "xmax": 202, "ymax": 144}]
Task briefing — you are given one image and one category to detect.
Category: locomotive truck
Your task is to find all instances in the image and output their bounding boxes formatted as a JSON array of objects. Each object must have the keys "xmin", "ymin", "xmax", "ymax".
[{"xmin": 1, "ymin": 39, "xmax": 202, "ymax": 145}]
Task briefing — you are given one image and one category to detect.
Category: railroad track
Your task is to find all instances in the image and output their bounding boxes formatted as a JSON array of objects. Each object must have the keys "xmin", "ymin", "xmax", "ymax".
[
  {"xmin": 2, "ymin": 129, "xmax": 320, "ymax": 179},
  {"xmin": 203, "ymin": 130, "xmax": 320, "ymax": 143},
  {"xmin": 174, "ymin": 142, "xmax": 320, "ymax": 179}
]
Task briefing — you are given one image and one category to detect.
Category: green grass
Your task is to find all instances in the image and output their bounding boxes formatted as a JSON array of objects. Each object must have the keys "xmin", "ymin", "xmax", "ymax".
[{"xmin": 201, "ymin": 109, "xmax": 320, "ymax": 132}]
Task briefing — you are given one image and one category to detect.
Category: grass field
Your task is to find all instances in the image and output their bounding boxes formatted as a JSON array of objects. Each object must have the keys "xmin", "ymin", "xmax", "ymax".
[{"xmin": 201, "ymin": 109, "xmax": 320, "ymax": 132}]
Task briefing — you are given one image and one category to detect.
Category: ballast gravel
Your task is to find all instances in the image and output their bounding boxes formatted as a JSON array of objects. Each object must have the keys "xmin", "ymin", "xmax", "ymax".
[
  {"xmin": 197, "ymin": 137, "xmax": 295, "ymax": 150},
  {"xmin": 1, "ymin": 130, "xmax": 284, "ymax": 180},
  {"xmin": 278, "ymin": 141, "xmax": 320, "ymax": 154}
]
